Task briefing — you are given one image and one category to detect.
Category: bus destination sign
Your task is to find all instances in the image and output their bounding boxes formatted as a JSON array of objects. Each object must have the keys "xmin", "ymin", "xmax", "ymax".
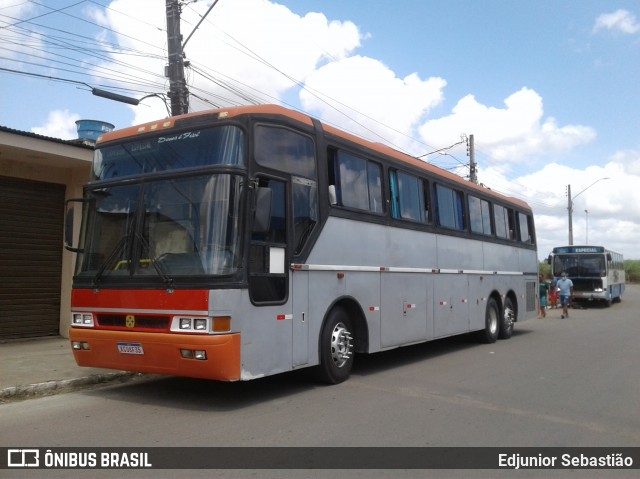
[{"xmin": 552, "ymin": 246, "xmax": 605, "ymax": 254}]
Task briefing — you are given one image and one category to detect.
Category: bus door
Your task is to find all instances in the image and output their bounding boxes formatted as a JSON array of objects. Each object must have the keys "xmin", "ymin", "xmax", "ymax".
[
  {"xmin": 290, "ymin": 176, "xmax": 318, "ymax": 367},
  {"xmin": 248, "ymin": 175, "xmax": 316, "ymax": 368},
  {"xmin": 248, "ymin": 177, "xmax": 294, "ymax": 373},
  {"xmin": 251, "ymin": 125, "xmax": 318, "ymax": 369}
]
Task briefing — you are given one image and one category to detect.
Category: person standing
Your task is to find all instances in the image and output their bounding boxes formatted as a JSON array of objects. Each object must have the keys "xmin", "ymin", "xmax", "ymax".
[
  {"xmin": 538, "ymin": 275, "xmax": 549, "ymax": 318},
  {"xmin": 557, "ymin": 272, "xmax": 574, "ymax": 319},
  {"xmin": 549, "ymin": 277, "xmax": 558, "ymax": 309}
]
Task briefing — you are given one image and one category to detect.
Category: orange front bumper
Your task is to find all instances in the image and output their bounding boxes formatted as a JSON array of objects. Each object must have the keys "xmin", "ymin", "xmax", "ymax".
[{"xmin": 69, "ymin": 328, "xmax": 241, "ymax": 381}]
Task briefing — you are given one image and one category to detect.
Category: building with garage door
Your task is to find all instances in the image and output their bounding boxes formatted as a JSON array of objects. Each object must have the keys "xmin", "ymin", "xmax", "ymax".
[{"xmin": 0, "ymin": 126, "xmax": 94, "ymax": 340}]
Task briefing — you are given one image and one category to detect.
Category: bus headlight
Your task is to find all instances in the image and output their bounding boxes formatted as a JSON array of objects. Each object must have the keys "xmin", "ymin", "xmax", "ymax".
[
  {"xmin": 170, "ymin": 316, "xmax": 230, "ymax": 334},
  {"xmin": 71, "ymin": 313, "xmax": 94, "ymax": 327},
  {"xmin": 171, "ymin": 316, "xmax": 211, "ymax": 333}
]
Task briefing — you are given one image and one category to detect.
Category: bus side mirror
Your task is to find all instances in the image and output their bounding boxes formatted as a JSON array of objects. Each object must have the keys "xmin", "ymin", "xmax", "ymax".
[
  {"xmin": 64, "ymin": 199, "xmax": 86, "ymax": 253},
  {"xmin": 606, "ymin": 253, "xmax": 612, "ymax": 261},
  {"xmin": 252, "ymin": 187, "xmax": 272, "ymax": 234},
  {"xmin": 545, "ymin": 255, "xmax": 551, "ymax": 264},
  {"xmin": 64, "ymin": 206, "xmax": 75, "ymax": 251}
]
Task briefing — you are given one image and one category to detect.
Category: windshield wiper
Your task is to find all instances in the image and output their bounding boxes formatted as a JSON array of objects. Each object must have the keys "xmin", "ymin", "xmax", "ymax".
[
  {"xmin": 135, "ymin": 232, "xmax": 175, "ymax": 291},
  {"xmin": 92, "ymin": 236, "xmax": 129, "ymax": 289}
]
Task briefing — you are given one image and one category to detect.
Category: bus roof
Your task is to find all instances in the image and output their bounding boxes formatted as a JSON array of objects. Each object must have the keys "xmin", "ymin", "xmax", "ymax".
[{"xmin": 96, "ymin": 104, "xmax": 532, "ymax": 212}]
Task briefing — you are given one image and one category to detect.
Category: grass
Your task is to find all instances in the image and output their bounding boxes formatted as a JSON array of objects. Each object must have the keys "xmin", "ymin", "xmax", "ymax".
[{"xmin": 625, "ymin": 260, "xmax": 640, "ymax": 283}]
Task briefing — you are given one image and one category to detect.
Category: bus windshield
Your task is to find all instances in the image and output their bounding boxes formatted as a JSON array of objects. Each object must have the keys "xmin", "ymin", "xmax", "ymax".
[
  {"xmin": 553, "ymin": 254, "xmax": 605, "ymax": 277},
  {"xmin": 75, "ymin": 173, "xmax": 244, "ymax": 280},
  {"xmin": 92, "ymin": 125, "xmax": 245, "ymax": 180}
]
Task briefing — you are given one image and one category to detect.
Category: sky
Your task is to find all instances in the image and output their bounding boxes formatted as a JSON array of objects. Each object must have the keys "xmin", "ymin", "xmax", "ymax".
[{"xmin": 1, "ymin": 0, "xmax": 639, "ymax": 260}]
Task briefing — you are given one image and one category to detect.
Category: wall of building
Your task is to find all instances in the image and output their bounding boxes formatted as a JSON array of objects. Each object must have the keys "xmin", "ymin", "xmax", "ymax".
[{"xmin": 0, "ymin": 129, "xmax": 93, "ymax": 338}]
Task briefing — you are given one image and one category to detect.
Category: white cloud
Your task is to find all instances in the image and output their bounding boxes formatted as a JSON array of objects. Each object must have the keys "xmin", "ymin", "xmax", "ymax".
[
  {"xmin": 593, "ymin": 9, "xmax": 640, "ymax": 34},
  {"xmin": 31, "ymin": 110, "xmax": 81, "ymax": 139},
  {"xmin": 80, "ymin": 1, "xmax": 638, "ymax": 258},
  {"xmin": 610, "ymin": 149, "xmax": 640, "ymax": 175},
  {"xmin": 91, "ymin": 2, "xmax": 594, "ymax": 168},
  {"xmin": 92, "ymin": 0, "xmax": 364, "ymax": 126},
  {"xmin": 479, "ymin": 159, "xmax": 640, "ymax": 259},
  {"xmin": 418, "ymin": 88, "xmax": 596, "ymax": 166},
  {"xmin": 0, "ymin": 0, "xmax": 43, "ymax": 66},
  {"xmin": 92, "ymin": 0, "xmax": 445, "ymax": 155},
  {"xmin": 300, "ymin": 55, "xmax": 446, "ymax": 152}
]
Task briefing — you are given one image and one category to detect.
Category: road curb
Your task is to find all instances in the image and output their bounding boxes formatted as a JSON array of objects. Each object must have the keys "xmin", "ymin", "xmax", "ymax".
[{"xmin": 0, "ymin": 372, "xmax": 136, "ymax": 402}]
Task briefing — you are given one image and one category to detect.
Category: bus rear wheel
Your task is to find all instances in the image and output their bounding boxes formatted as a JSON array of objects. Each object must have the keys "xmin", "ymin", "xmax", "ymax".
[
  {"xmin": 477, "ymin": 297, "xmax": 499, "ymax": 344},
  {"xmin": 316, "ymin": 307, "xmax": 354, "ymax": 384},
  {"xmin": 499, "ymin": 297, "xmax": 515, "ymax": 339}
]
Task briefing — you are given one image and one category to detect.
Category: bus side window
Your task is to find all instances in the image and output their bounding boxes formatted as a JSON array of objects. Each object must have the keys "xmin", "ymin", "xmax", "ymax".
[
  {"xmin": 435, "ymin": 184, "xmax": 464, "ymax": 230},
  {"xmin": 517, "ymin": 212, "xmax": 534, "ymax": 244},
  {"xmin": 254, "ymin": 125, "xmax": 318, "ymax": 258},
  {"xmin": 254, "ymin": 125, "xmax": 316, "ymax": 179},
  {"xmin": 469, "ymin": 195, "xmax": 492, "ymax": 235},
  {"xmin": 292, "ymin": 176, "xmax": 317, "ymax": 255},
  {"xmin": 390, "ymin": 170, "xmax": 429, "ymax": 223},
  {"xmin": 328, "ymin": 149, "xmax": 383, "ymax": 214},
  {"xmin": 367, "ymin": 161, "xmax": 383, "ymax": 213},
  {"xmin": 494, "ymin": 204, "xmax": 514, "ymax": 240}
]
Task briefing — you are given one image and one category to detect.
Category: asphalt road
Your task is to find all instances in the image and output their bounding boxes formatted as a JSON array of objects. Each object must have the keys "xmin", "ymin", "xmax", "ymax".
[{"xmin": 2, "ymin": 285, "xmax": 639, "ymax": 479}]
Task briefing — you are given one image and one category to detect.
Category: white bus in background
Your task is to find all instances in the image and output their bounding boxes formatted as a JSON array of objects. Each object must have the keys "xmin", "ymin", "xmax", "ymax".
[
  {"xmin": 548, "ymin": 246, "xmax": 625, "ymax": 305},
  {"xmin": 66, "ymin": 104, "xmax": 539, "ymax": 385}
]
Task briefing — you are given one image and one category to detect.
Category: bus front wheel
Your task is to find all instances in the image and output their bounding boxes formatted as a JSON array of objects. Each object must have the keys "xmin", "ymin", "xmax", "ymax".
[{"xmin": 316, "ymin": 307, "xmax": 354, "ymax": 384}]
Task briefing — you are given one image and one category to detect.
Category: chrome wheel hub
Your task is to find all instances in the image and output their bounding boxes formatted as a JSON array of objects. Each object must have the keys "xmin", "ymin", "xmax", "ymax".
[
  {"xmin": 330, "ymin": 322, "xmax": 353, "ymax": 368},
  {"xmin": 504, "ymin": 307, "xmax": 514, "ymax": 329}
]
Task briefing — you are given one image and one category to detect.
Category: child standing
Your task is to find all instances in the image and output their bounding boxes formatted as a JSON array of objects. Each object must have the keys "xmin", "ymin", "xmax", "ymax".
[
  {"xmin": 549, "ymin": 279, "xmax": 558, "ymax": 309},
  {"xmin": 538, "ymin": 275, "xmax": 549, "ymax": 318}
]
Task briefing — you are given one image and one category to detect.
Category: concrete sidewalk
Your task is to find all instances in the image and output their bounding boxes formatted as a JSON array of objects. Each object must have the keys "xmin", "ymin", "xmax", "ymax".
[{"xmin": 0, "ymin": 336, "xmax": 134, "ymax": 402}]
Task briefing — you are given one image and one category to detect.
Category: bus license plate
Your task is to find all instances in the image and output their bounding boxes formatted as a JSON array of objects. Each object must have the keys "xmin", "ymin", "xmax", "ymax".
[{"xmin": 117, "ymin": 342, "xmax": 144, "ymax": 355}]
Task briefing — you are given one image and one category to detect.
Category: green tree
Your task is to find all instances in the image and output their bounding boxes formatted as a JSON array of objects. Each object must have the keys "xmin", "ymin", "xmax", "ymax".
[
  {"xmin": 624, "ymin": 260, "xmax": 640, "ymax": 283},
  {"xmin": 539, "ymin": 261, "xmax": 551, "ymax": 279}
]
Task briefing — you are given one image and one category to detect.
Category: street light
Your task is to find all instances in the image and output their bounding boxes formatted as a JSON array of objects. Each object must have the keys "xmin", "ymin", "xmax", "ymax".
[
  {"xmin": 91, "ymin": 88, "xmax": 171, "ymax": 116},
  {"xmin": 567, "ymin": 177, "xmax": 610, "ymax": 245},
  {"xmin": 585, "ymin": 209, "xmax": 589, "ymax": 244}
]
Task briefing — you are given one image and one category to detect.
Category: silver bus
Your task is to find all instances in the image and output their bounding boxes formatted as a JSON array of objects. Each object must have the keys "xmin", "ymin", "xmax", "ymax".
[{"xmin": 66, "ymin": 104, "xmax": 539, "ymax": 384}]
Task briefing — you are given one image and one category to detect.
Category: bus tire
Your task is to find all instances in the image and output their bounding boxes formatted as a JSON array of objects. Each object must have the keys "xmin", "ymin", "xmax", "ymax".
[
  {"xmin": 316, "ymin": 307, "xmax": 354, "ymax": 384},
  {"xmin": 477, "ymin": 297, "xmax": 499, "ymax": 344},
  {"xmin": 499, "ymin": 296, "xmax": 515, "ymax": 339}
]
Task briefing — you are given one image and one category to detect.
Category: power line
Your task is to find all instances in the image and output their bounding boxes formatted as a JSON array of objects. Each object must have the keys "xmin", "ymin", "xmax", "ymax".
[
  {"xmin": 1, "ymin": 0, "xmax": 536, "ymax": 195},
  {"xmin": 86, "ymin": 0, "xmax": 167, "ymax": 34},
  {"xmin": 0, "ymin": 0, "xmax": 86, "ymax": 29}
]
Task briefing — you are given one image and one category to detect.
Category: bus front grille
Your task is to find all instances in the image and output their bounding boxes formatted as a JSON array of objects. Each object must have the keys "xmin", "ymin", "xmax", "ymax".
[{"xmin": 97, "ymin": 314, "xmax": 169, "ymax": 330}]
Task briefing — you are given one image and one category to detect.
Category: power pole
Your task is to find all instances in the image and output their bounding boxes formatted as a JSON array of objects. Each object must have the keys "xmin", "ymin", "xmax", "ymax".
[
  {"xmin": 468, "ymin": 134, "xmax": 478, "ymax": 184},
  {"xmin": 567, "ymin": 184, "xmax": 573, "ymax": 245},
  {"xmin": 166, "ymin": 0, "xmax": 189, "ymax": 116}
]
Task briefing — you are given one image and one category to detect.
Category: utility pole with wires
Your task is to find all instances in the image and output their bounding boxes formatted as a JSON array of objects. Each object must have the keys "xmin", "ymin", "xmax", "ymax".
[
  {"xmin": 165, "ymin": 0, "xmax": 189, "ymax": 116},
  {"xmin": 467, "ymin": 134, "xmax": 478, "ymax": 184}
]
